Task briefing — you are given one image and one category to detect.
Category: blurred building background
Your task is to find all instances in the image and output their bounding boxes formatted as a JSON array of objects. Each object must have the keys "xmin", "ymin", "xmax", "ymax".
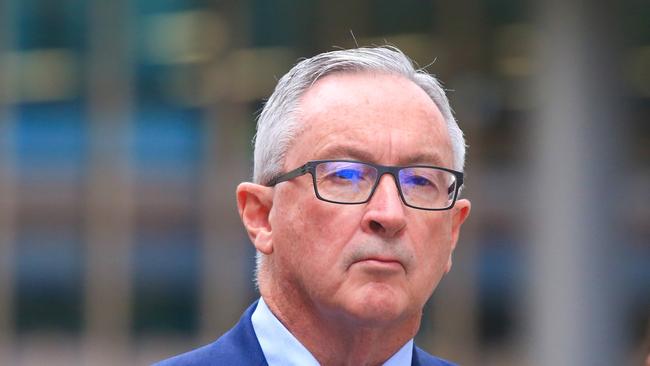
[{"xmin": 0, "ymin": 0, "xmax": 648, "ymax": 365}]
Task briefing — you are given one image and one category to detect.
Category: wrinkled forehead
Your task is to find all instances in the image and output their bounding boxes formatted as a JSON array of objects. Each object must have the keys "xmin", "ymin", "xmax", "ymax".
[{"xmin": 285, "ymin": 72, "xmax": 454, "ymax": 167}]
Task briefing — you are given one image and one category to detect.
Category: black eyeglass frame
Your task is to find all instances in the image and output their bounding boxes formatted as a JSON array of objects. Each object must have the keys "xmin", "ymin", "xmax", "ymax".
[{"xmin": 266, "ymin": 159, "xmax": 464, "ymax": 211}]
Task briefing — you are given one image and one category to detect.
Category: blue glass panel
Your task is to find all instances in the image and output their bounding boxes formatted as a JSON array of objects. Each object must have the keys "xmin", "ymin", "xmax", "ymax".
[
  {"xmin": 135, "ymin": 64, "xmax": 174, "ymax": 100},
  {"xmin": 478, "ymin": 241, "xmax": 523, "ymax": 295},
  {"xmin": 132, "ymin": 223, "xmax": 199, "ymax": 334},
  {"xmin": 14, "ymin": 0, "xmax": 86, "ymax": 49},
  {"xmin": 371, "ymin": 0, "xmax": 434, "ymax": 35},
  {"xmin": 250, "ymin": 0, "xmax": 316, "ymax": 47},
  {"xmin": 15, "ymin": 228, "xmax": 83, "ymax": 291},
  {"xmin": 476, "ymin": 236, "xmax": 522, "ymax": 344},
  {"xmin": 14, "ymin": 227, "xmax": 83, "ymax": 332},
  {"xmin": 624, "ymin": 244, "xmax": 650, "ymax": 298},
  {"xmin": 135, "ymin": 0, "xmax": 206, "ymax": 15},
  {"xmin": 14, "ymin": 101, "xmax": 87, "ymax": 180},
  {"xmin": 134, "ymin": 226, "xmax": 200, "ymax": 287},
  {"xmin": 132, "ymin": 106, "xmax": 202, "ymax": 177}
]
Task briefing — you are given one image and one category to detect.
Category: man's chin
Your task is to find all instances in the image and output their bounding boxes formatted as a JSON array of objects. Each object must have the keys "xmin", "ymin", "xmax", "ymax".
[{"xmin": 340, "ymin": 283, "xmax": 413, "ymax": 326}]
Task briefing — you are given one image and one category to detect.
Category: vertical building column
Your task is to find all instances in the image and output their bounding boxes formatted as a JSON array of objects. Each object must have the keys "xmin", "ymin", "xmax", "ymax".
[
  {"xmin": 199, "ymin": 102, "xmax": 252, "ymax": 342},
  {"xmin": 198, "ymin": 3, "xmax": 254, "ymax": 343},
  {"xmin": 83, "ymin": 0, "xmax": 134, "ymax": 365},
  {"xmin": 427, "ymin": 0, "xmax": 486, "ymax": 362},
  {"xmin": 528, "ymin": 1, "xmax": 623, "ymax": 365},
  {"xmin": 0, "ymin": 1, "xmax": 16, "ymax": 364}
]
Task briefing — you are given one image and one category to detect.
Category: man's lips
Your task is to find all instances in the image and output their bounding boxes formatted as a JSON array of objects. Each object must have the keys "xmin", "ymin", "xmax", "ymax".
[{"xmin": 353, "ymin": 257, "xmax": 405, "ymax": 271}]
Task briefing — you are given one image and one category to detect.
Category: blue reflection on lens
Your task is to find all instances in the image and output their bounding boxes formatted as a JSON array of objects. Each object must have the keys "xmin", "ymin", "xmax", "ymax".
[{"xmin": 334, "ymin": 168, "xmax": 363, "ymax": 181}]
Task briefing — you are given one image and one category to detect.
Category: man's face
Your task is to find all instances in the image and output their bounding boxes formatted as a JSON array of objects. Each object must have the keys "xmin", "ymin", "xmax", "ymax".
[{"xmin": 265, "ymin": 72, "xmax": 470, "ymax": 326}]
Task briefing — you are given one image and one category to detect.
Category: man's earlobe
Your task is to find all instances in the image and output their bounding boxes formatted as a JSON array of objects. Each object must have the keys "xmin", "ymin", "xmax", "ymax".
[{"xmin": 236, "ymin": 182, "xmax": 274, "ymax": 255}]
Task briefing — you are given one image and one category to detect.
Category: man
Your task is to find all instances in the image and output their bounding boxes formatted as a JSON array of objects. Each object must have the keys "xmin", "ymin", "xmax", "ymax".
[{"xmin": 157, "ymin": 46, "xmax": 471, "ymax": 366}]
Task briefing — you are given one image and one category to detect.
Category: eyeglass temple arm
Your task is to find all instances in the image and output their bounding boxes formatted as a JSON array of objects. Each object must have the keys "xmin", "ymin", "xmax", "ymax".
[
  {"xmin": 266, "ymin": 164, "xmax": 309, "ymax": 186},
  {"xmin": 447, "ymin": 175, "xmax": 464, "ymax": 195}
]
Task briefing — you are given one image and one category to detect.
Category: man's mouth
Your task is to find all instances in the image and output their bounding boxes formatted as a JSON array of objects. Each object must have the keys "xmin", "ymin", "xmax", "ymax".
[{"xmin": 353, "ymin": 256, "xmax": 404, "ymax": 271}]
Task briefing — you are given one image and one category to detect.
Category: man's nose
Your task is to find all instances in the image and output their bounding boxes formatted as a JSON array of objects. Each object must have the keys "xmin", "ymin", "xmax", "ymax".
[{"xmin": 361, "ymin": 174, "xmax": 407, "ymax": 237}]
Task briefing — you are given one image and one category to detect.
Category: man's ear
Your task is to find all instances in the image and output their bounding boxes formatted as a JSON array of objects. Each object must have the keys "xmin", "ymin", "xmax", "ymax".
[
  {"xmin": 445, "ymin": 198, "xmax": 471, "ymax": 273},
  {"xmin": 236, "ymin": 182, "xmax": 274, "ymax": 255}
]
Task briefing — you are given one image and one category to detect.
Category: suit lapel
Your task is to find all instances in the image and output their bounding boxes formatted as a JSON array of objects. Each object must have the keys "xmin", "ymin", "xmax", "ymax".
[{"xmin": 216, "ymin": 301, "xmax": 268, "ymax": 365}]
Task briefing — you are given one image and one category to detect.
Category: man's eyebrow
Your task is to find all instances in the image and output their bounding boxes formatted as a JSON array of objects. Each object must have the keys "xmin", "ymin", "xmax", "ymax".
[
  {"xmin": 316, "ymin": 145, "xmax": 376, "ymax": 162},
  {"xmin": 315, "ymin": 145, "xmax": 447, "ymax": 166},
  {"xmin": 402, "ymin": 152, "xmax": 446, "ymax": 166}
]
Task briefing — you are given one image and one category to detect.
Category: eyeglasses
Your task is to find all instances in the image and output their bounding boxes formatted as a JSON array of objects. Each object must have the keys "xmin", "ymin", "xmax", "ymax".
[{"xmin": 266, "ymin": 160, "xmax": 464, "ymax": 211}]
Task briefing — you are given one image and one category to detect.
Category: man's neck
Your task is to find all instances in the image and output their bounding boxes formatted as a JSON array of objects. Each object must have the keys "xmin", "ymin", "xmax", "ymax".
[{"xmin": 260, "ymin": 282, "xmax": 420, "ymax": 366}]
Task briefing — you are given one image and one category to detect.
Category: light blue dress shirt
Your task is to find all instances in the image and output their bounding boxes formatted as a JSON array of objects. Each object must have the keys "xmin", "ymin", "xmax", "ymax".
[{"xmin": 251, "ymin": 297, "xmax": 414, "ymax": 366}]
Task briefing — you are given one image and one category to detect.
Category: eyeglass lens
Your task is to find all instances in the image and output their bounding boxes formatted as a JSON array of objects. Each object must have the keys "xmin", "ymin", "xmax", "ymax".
[{"xmin": 314, "ymin": 161, "xmax": 457, "ymax": 209}]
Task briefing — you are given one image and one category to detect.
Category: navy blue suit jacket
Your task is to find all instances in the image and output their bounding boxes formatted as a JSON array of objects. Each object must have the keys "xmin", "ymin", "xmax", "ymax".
[{"xmin": 155, "ymin": 301, "xmax": 456, "ymax": 366}]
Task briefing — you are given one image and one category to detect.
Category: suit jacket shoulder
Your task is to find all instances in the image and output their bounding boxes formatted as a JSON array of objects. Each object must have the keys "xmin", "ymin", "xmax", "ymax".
[
  {"xmin": 154, "ymin": 300, "xmax": 457, "ymax": 366},
  {"xmin": 153, "ymin": 301, "xmax": 267, "ymax": 366}
]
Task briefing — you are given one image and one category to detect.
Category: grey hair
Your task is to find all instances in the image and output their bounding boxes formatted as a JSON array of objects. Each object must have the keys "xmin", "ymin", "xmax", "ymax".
[
  {"xmin": 253, "ymin": 46, "xmax": 466, "ymax": 185},
  {"xmin": 251, "ymin": 46, "xmax": 466, "ymax": 287}
]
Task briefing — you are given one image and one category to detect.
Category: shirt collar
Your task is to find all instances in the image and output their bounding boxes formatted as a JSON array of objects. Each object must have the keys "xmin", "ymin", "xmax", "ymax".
[
  {"xmin": 251, "ymin": 297, "xmax": 320, "ymax": 366},
  {"xmin": 384, "ymin": 339, "xmax": 414, "ymax": 366},
  {"xmin": 251, "ymin": 297, "xmax": 414, "ymax": 366}
]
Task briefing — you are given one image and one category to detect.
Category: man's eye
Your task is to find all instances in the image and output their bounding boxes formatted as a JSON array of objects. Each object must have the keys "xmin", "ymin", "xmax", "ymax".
[
  {"xmin": 404, "ymin": 175, "xmax": 432, "ymax": 186},
  {"xmin": 333, "ymin": 169, "xmax": 362, "ymax": 180}
]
